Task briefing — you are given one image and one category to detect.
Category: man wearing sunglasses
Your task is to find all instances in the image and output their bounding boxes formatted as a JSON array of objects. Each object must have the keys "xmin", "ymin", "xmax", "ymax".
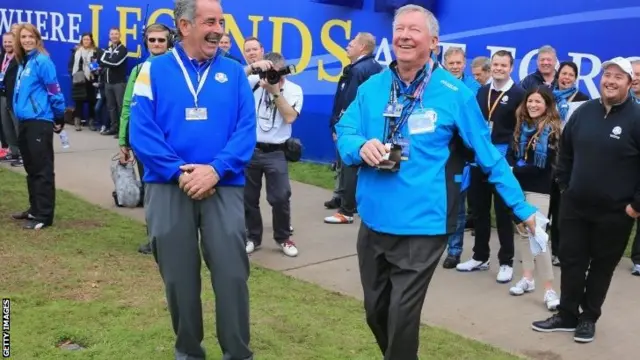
[{"xmin": 118, "ymin": 23, "xmax": 172, "ymax": 255}]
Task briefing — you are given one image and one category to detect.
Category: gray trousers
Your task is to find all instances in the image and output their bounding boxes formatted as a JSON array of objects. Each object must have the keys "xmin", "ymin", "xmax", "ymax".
[
  {"xmin": 358, "ymin": 223, "xmax": 447, "ymax": 360},
  {"xmin": 244, "ymin": 149, "xmax": 291, "ymax": 245},
  {"xmin": 105, "ymin": 82, "xmax": 126, "ymax": 131},
  {"xmin": 145, "ymin": 184, "xmax": 253, "ymax": 360},
  {"xmin": 0, "ymin": 96, "xmax": 19, "ymax": 155}
]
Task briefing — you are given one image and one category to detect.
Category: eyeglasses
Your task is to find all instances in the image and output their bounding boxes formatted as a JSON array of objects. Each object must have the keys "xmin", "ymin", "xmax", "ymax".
[{"xmin": 148, "ymin": 38, "xmax": 167, "ymax": 43}]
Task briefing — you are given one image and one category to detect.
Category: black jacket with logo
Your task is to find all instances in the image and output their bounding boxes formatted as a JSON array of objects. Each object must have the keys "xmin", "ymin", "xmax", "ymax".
[
  {"xmin": 329, "ymin": 54, "xmax": 383, "ymax": 133},
  {"xmin": 99, "ymin": 43, "xmax": 128, "ymax": 84},
  {"xmin": 0, "ymin": 51, "xmax": 18, "ymax": 108},
  {"xmin": 476, "ymin": 81, "xmax": 526, "ymax": 146},
  {"xmin": 557, "ymin": 97, "xmax": 640, "ymax": 213}
]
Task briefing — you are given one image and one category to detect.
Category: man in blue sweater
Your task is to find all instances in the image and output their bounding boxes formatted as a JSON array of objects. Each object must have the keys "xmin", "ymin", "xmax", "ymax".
[
  {"xmin": 335, "ymin": 5, "xmax": 536, "ymax": 359},
  {"xmin": 129, "ymin": 0, "xmax": 256, "ymax": 359}
]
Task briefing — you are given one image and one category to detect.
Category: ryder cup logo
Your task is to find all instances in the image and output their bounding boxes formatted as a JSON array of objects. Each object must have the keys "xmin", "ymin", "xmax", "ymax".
[{"xmin": 610, "ymin": 126, "xmax": 622, "ymax": 139}]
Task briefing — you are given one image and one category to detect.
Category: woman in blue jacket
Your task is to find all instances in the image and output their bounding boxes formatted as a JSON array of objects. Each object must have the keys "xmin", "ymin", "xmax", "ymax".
[{"xmin": 11, "ymin": 23, "xmax": 66, "ymax": 230}]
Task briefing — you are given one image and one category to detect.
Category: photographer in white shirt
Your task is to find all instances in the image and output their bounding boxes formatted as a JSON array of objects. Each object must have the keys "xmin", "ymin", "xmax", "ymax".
[{"xmin": 243, "ymin": 52, "xmax": 303, "ymax": 258}]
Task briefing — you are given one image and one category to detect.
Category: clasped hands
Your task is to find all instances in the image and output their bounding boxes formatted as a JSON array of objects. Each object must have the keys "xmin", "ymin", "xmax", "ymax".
[{"xmin": 179, "ymin": 164, "xmax": 219, "ymax": 200}]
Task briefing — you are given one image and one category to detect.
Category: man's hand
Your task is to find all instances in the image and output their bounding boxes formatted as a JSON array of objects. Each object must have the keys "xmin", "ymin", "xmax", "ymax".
[
  {"xmin": 53, "ymin": 123, "xmax": 63, "ymax": 134},
  {"xmin": 359, "ymin": 139, "xmax": 389, "ymax": 166},
  {"xmin": 626, "ymin": 204, "xmax": 640, "ymax": 218},
  {"xmin": 179, "ymin": 164, "xmax": 220, "ymax": 200},
  {"xmin": 260, "ymin": 79, "xmax": 280, "ymax": 95},
  {"xmin": 250, "ymin": 60, "xmax": 274, "ymax": 73},
  {"xmin": 523, "ymin": 214, "xmax": 536, "ymax": 235},
  {"xmin": 119, "ymin": 146, "xmax": 132, "ymax": 164}
]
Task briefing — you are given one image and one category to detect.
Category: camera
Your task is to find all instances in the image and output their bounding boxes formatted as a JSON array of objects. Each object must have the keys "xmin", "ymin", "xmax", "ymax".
[{"xmin": 254, "ymin": 64, "xmax": 296, "ymax": 85}]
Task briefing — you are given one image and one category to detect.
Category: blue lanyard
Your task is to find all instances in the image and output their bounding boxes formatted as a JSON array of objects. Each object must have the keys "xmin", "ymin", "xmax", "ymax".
[{"xmin": 385, "ymin": 62, "xmax": 434, "ymax": 142}]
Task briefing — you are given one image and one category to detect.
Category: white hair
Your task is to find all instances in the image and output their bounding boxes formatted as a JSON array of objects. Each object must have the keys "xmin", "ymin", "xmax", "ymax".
[{"xmin": 393, "ymin": 4, "xmax": 439, "ymax": 37}]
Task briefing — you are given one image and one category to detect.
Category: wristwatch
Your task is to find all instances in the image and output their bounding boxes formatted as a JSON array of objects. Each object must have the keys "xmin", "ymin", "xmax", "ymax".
[{"xmin": 272, "ymin": 93, "xmax": 280, "ymax": 100}]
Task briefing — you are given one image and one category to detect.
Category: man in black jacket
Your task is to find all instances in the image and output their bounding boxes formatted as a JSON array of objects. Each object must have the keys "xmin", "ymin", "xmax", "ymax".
[
  {"xmin": 520, "ymin": 45, "xmax": 557, "ymax": 92},
  {"xmin": 0, "ymin": 31, "xmax": 20, "ymax": 166},
  {"xmin": 323, "ymin": 32, "xmax": 382, "ymax": 224},
  {"xmin": 100, "ymin": 27, "xmax": 128, "ymax": 136},
  {"xmin": 532, "ymin": 57, "xmax": 640, "ymax": 343}
]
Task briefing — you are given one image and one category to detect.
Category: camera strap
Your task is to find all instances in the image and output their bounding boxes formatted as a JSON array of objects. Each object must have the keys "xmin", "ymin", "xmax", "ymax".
[
  {"xmin": 172, "ymin": 48, "xmax": 213, "ymax": 109},
  {"xmin": 385, "ymin": 60, "xmax": 435, "ymax": 143}
]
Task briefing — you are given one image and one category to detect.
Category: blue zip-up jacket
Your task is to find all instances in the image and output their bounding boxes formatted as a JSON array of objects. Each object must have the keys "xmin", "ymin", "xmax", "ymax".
[
  {"xmin": 336, "ymin": 63, "xmax": 536, "ymax": 235},
  {"xmin": 129, "ymin": 42, "xmax": 257, "ymax": 185},
  {"xmin": 13, "ymin": 50, "xmax": 66, "ymax": 122},
  {"xmin": 460, "ymin": 73, "xmax": 481, "ymax": 95},
  {"xmin": 458, "ymin": 74, "xmax": 480, "ymax": 191}
]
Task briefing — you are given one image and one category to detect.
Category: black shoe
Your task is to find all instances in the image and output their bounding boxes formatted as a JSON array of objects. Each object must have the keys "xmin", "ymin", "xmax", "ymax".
[
  {"xmin": 11, "ymin": 211, "xmax": 34, "ymax": 220},
  {"xmin": 10, "ymin": 158, "xmax": 23, "ymax": 167},
  {"xmin": 138, "ymin": 242, "xmax": 152, "ymax": 255},
  {"xmin": 289, "ymin": 225, "xmax": 294, "ymax": 236},
  {"xmin": 464, "ymin": 219, "xmax": 474, "ymax": 229},
  {"xmin": 442, "ymin": 255, "xmax": 460, "ymax": 269},
  {"xmin": 324, "ymin": 198, "xmax": 341, "ymax": 209},
  {"xmin": 574, "ymin": 319, "xmax": 595, "ymax": 343},
  {"xmin": 23, "ymin": 219, "xmax": 49, "ymax": 230},
  {"xmin": 531, "ymin": 314, "xmax": 577, "ymax": 333}
]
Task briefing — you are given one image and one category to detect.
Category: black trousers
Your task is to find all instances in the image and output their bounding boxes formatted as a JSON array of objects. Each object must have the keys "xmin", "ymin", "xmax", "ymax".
[
  {"xmin": 631, "ymin": 220, "xmax": 640, "ymax": 265},
  {"xmin": 338, "ymin": 163, "xmax": 358, "ymax": 216},
  {"xmin": 557, "ymin": 194, "xmax": 633, "ymax": 323},
  {"xmin": 18, "ymin": 120, "xmax": 55, "ymax": 225},
  {"xmin": 470, "ymin": 166, "xmax": 514, "ymax": 266},
  {"xmin": 358, "ymin": 223, "xmax": 447, "ymax": 360},
  {"xmin": 548, "ymin": 180, "xmax": 561, "ymax": 257}
]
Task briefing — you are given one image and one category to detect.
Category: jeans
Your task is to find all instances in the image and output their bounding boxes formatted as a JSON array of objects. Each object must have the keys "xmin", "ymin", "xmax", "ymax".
[
  {"xmin": 94, "ymin": 96, "xmax": 106, "ymax": 129},
  {"xmin": 446, "ymin": 190, "xmax": 467, "ymax": 257}
]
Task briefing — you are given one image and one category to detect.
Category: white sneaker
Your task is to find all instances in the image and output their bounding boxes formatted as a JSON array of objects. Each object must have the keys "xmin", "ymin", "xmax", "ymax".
[
  {"xmin": 324, "ymin": 213, "xmax": 354, "ymax": 224},
  {"xmin": 632, "ymin": 264, "xmax": 640, "ymax": 276},
  {"xmin": 544, "ymin": 289, "xmax": 560, "ymax": 311},
  {"xmin": 456, "ymin": 259, "xmax": 490, "ymax": 272},
  {"xmin": 496, "ymin": 265, "xmax": 513, "ymax": 283},
  {"xmin": 509, "ymin": 277, "xmax": 535, "ymax": 296},
  {"xmin": 246, "ymin": 240, "xmax": 257, "ymax": 254},
  {"xmin": 281, "ymin": 240, "xmax": 298, "ymax": 257}
]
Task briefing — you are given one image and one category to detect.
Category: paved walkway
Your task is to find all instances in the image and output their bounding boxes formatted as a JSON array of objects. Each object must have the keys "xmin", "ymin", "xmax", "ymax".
[{"xmin": 5, "ymin": 130, "xmax": 639, "ymax": 360}]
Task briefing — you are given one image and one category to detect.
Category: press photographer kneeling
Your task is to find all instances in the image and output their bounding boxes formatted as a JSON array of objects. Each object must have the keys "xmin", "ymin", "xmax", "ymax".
[{"xmin": 243, "ymin": 52, "xmax": 303, "ymax": 257}]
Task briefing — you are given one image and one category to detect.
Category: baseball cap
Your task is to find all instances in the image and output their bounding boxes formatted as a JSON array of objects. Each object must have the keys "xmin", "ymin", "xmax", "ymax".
[{"xmin": 601, "ymin": 57, "xmax": 634, "ymax": 78}]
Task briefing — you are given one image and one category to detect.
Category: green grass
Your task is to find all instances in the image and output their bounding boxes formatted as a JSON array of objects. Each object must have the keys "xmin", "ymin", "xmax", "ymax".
[
  {"xmin": 288, "ymin": 162, "xmax": 635, "ymax": 258},
  {"xmin": 0, "ymin": 168, "xmax": 521, "ymax": 360}
]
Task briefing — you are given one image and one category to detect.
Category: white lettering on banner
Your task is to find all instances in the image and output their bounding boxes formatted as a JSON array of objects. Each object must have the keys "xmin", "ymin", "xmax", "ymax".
[
  {"xmin": 569, "ymin": 52, "xmax": 602, "ymax": 99},
  {"xmin": 0, "ymin": 8, "xmax": 81, "ymax": 43},
  {"xmin": 375, "ymin": 37, "xmax": 393, "ymax": 67}
]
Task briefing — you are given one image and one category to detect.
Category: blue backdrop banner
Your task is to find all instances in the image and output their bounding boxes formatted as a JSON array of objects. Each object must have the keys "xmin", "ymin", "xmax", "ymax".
[{"xmin": 1, "ymin": 0, "xmax": 638, "ymax": 163}]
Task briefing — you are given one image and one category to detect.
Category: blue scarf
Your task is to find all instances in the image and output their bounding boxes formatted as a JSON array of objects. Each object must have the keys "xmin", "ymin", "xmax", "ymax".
[
  {"xmin": 630, "ymin": 90, "xmax": 640, "ymax": 104},
  {"xmin": 516, "ymin": 122, "xmax": 552, "ymax": 169},
  {"xmin": 553, "ymin": 86, "xmax": 577, "ymax": 122}
]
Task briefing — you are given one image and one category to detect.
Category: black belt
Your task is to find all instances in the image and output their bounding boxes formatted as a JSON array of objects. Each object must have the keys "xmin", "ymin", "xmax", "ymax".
[{"xmin": 256, "ymin": 142, "xmax": 285, "ymax": 153}]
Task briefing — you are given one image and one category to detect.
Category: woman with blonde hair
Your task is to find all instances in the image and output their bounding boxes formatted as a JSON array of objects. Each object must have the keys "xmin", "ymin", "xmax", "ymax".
[
  {"xmin": 10, "ymin": 23, "xmax": 67, "ymax": 230},
  {"xmin": 509, "ymin": 88, "xmax": 562, "ymax": 310}
]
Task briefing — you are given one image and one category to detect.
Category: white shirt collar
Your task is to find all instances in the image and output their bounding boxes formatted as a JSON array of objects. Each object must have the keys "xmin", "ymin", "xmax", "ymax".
[
  {"xmin": 485, "ymin": 77, "xmax": 492, "ymax": 85},
  {"xmin": 490, "ymin": 78, "xmax": 514, "ymax": 92}
]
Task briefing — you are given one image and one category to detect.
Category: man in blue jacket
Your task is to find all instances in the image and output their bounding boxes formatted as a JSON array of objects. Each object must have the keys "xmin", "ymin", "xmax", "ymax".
[
  {"xmin": 129, "ymin": 0, "xmax": 256, "ymax": 359},
  {"xmin": 335, "ymin": 5, "xmax": 536, "ymax": 359},
  {"xmin": 324, "ymin": 32, "xmax": 382, "ymax": 224}
]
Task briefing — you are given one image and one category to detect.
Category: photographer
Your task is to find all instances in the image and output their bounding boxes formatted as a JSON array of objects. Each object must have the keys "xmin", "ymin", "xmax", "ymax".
[{"xmin": 244, "ymin": 52, "xmax": 302, "ymax": 257}]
